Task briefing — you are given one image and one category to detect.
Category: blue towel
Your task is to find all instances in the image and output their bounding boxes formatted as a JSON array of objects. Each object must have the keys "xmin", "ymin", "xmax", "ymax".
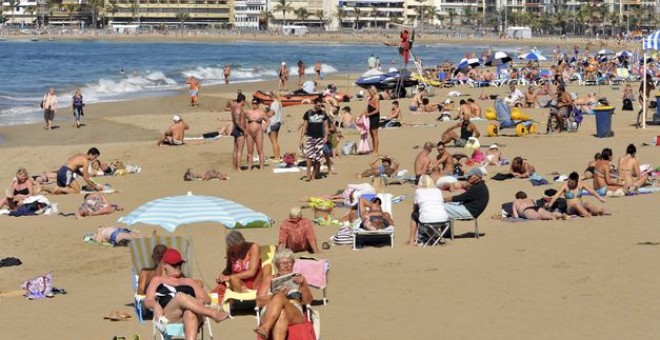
[{"xmin": 529, "ymin": 173, "xmax": 549, "ymax": 186}]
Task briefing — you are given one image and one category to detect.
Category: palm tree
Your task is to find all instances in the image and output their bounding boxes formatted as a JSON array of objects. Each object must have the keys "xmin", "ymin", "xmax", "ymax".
[
  {"xmin": 447, "ymin": 10, "xmax": 456, "ymax": 28},
  {"xmin": 25, "ymin": 5, "xmax": 36, "ymax": 24},
  {"xmin": 422, "ymin": 6, "xmax": 434, "ymax": 28},
  {"xmin": 0, "ymin": 6, "xmax": 7, "ymax": 24},
  {"xmin": 106, "ymin": 1, "xmax": 118, "ymax": 24},
  {"xmin": 294, "ymin": 7, "xmax": 309, "ymax": 23},
  {"xmin": 65, "ymin": 3, "xmax": 77, "ymax": 28},
  {"xmin": 314, "ymin": 9, "xmax": 325, "ymax": 29},
  {"xmin": 8, "ymin": 0, "xmax": 17, "ymax": 24},
  {"xmin": 273, "ymin": 0, "xmax": 292, "ymax": 27},
  {"xmin": 259, "ymin": 9, "xmax": 274, "ymax": 30},
  {"xmin": 414, "ymin": 0, "xmax": 424, "ymax": 29},
  {"xmin": 334, "ymin": 5, "xmax": 345, "ymax": 29},
  {"xmin": 462, "ymin": 6, "xmax": 477, "ymax": 27},
  {"xmin": 85, "ymin": 0, "xmax": 103, "ymax": 28},
  {"xmin": 175, "ymin": 11, "xmax": 189, "ymax": 32},
  {"xmin": 369, "ymin": 5, "xmax": 377, "ymax": 29},
  {"xmin": 352, "ymin": 6, "xmax": 361, "ymax": 30}
]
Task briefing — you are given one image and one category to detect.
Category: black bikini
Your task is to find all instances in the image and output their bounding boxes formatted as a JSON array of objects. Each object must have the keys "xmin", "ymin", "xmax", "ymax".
[
  {"xmin": 155, "ymin": 283, "xmax": 196, "ymax": 308},
  {"xmin": 367, "ymin": 102, "xmax": 380, "ymax": 129},
  {"xmin": 14, "ymin": 187, "xmax": 29, "ymax": 196}
]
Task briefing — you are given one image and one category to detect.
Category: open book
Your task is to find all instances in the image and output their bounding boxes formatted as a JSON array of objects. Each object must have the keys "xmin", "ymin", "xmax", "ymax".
[{"xmin": 270, "ymin": 273, "xmax": 300, "ymax": 299}]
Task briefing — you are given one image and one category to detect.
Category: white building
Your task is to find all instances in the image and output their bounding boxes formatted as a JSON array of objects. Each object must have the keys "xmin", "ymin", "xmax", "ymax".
[
  {"xmin": 234, "ymin": 0, "xmax": 267, "ymax": 30},
  {"xmin": 334, "ymin": 0, "xmax": 406, "ymax": 30}
]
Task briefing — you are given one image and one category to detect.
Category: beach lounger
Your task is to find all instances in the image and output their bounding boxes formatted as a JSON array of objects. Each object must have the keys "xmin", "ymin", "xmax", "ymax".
[
  {"xmin": 352, "ymin": 193, "xmax": 395, "ymax": 250},
  {"xmin": 128, "ymin": 236, "xmax": 214, "ymax": 340},
  {"xmin": 222, "ymin": 245, "xmax": 276, "ymax": 322}
]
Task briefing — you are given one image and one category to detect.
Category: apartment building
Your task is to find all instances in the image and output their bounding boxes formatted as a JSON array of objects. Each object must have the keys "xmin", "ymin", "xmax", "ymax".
[
  {"xmin": 333, "ymin": 0, "xmax": 406, "ymax": 29},
  {"xmin": 108, "ymin": 0, "xmax": 233, "ymax": 28},
  {"xmin": 234, "ymin": 0, "xmax": 266, "ymax": 30}
]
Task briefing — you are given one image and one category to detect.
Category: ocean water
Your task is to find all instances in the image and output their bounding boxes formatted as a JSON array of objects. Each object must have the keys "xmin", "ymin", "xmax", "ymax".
[{"xmin": 0, "ymin": 39, "xmax": 542, "ymax": 126}]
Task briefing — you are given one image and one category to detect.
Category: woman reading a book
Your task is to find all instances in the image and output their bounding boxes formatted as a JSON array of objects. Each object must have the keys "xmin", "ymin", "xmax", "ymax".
[{"xmin": 254, "ymin": 248, "xmax": 315, "ymax": 340}]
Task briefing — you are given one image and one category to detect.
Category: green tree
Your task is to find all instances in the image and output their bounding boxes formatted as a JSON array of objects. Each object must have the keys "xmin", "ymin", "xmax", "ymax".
[
  {"xmin": 85, "ymin": 0, "xmax": 104, "ymax": 28},
  {"xmin": 273, "ymin": 0, "xmax": 292, "ymax": 26},
  {"xmin": 462, "ymin": 6, "xmax": 476, "ymax": 26},
  {"xmin": 434, "ymin": 10, "xmax": 444, "ymax": 28},
  {"xmin": 130, "ymin": 0, "xmax": 140, "ymax": 23},
  {"xmin": 259, "ymin": 9, "xmax": 274, "ymax": 30},
  {"xmin": 335, "ymin": 5, "xmax": 345, "ymax": 29},
  {"xmin": 175, "ymin": 10, "xmax": 189, "ymax": 32},
  {"xmin": 106, "ymin": 1, "xmax": 119, "ymax": 24},
  {"xmin": 352, "ymin": 6, "xmax": 361, "ymax": 30},
  {"xmin": 65, "ymin": 3, "xmax": 77, "ymax": 28},
  {"xmin": 294, "ymin": 7, "xmax": 309, "ymax": 22}
]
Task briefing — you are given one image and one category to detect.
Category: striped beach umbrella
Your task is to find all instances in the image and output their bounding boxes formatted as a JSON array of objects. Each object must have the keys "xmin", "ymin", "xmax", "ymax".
[
  {"xmin": 484, "ymin": 51, "xmax": 512, "ymax": 66},
  {"xmin": 117, "ymin": 192, "xmax": 271, "ymax": 232},
  {"xmin": 457, "ymin": 58, "xmax": 481, "ymax": 69},
  {"xmin": 518, "ymin": 51, "xmax": 547, "ymax": 61}
]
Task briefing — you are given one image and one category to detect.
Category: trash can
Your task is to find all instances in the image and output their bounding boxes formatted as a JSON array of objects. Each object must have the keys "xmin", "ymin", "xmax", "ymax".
[
  {"xmin": 655, "ymin": 95, "xmax": 660, "ymax": 122},
  {"xmin": 593, "ymin": 106, "xmax": 614, "ymax": 138}
]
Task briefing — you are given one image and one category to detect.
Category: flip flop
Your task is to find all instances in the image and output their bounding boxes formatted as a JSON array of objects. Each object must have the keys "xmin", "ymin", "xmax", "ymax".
[{"xmin": 104, "ymin": 311, "xmax": 132, "ymax": 321}]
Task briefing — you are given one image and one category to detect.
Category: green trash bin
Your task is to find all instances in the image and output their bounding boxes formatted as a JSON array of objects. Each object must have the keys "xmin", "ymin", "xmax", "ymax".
[{"xmin": 593, "ymin": 106, "xmax": 614, "ymax": 138}]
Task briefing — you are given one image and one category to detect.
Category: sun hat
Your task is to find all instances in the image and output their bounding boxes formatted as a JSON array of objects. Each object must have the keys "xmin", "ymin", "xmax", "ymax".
[
  {"xmin": 173, "ymin": 115, "xmax": 181, "ymax": 122},
  {"xmin": 489, "ymin": 144, "xmax": 499, "ymax": 149},
  {"xmin": 281, "ymin": 62, "xmax": 286, "ymax": 66},
  {"xmin": 289, "ymin": 206, "xmax": 302, "ymax": 219},
  {"xmin": 162, "ymin": 248, "xmax": 185, "ymax": 265}
]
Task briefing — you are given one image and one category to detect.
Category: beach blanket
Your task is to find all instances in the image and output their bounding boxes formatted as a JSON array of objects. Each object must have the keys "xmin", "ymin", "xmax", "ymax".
[
  {"xmin": 529, "ymin": 174, "xmax": 549, "ymax": 186},
  {"xmin": 273, "ymin": 167, "xmax": 302, "ymax": 174},
  {"xmin": 293, "ymin": 259, "xmax": 328, "ymax": 289}
]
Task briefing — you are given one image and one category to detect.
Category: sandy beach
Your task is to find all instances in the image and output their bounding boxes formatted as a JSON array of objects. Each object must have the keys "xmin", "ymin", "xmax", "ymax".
[{"xmin": 1, "ymin": 47, "xmax": 660, "ymax": 340}]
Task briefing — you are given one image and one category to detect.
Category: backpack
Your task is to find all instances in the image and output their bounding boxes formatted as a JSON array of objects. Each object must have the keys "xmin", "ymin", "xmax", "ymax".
[{"xmin": 622, "ymin": 98, "xmax": 633, "ymax": 111}]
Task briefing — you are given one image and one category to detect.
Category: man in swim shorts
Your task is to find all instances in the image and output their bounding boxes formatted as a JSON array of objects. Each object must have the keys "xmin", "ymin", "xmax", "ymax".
[
  {"xmin": 43, "ymin": 147, "xmax": 102, "ymax": 194},
  {"xmin": 231, "ymin": 98, "xmax": 247, "ymax": 171},
  {"xmin": 300, "ymin": 98, "xmax": 329, "ymax": 181},
  {"xmin": 157, "ymin": 115, "xmax": 189, "ymax": 146},
  {"xmin": 223, "ymin": 65, "xmax": 231, "ymax": 84}
]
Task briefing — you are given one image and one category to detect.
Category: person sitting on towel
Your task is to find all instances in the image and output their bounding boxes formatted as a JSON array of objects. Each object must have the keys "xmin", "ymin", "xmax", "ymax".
[{"xmin": 278, "ymin": 207, "xmax": 319, "ymax": 254}]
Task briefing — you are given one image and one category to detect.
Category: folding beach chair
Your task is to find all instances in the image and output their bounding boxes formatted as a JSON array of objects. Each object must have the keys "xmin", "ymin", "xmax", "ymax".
[
  {"xmin": 221, "ymin": 245, "xmax": 276, "ymax": 322},
  {"xmin": 128, "ymin": 236, "xmax": 214, "ymax": 340},
  {"xmin": 352, "ymin": 193, "xmax": 395, "ymax": 250},
  {"xmin": 449, "ymin": 217, "xmax": 480, "ymax": 240},
  {"xmin": 417, "ymin": 221, "xmax": 451, "ymax": 247},
  {"xmin": 293, "ymin": 258, "xmax": 330, "ymax": 305}
]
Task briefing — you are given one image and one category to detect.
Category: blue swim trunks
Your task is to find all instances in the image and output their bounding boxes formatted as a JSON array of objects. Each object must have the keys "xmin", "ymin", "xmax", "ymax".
[{"xmin": 56, "ymin": 166, "xmax": 76, "ymax": 188}]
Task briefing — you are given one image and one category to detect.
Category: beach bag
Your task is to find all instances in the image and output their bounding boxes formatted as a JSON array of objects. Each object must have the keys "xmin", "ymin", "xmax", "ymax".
[
  {"xmin": 622, "ymin": 98, "xmax": 633, "ymax": 111},
  {"xmin": 341, "ymin": 141, "xmax": 357, "ymax": 156},
  {"xmin": 332, "ymin": 226, "xmax": 354, "ymax": 245},
  {"xmin": 21, "ymin": 272, "xmax": 53, "ymax": 299},
  {"xmin": 282, "ymin": 153, "xmax": 297, "ymax": 167}
]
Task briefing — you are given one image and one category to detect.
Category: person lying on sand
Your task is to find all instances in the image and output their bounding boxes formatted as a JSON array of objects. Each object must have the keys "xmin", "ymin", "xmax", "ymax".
[
  {"xmin": 581, "ymin": 152, "xmax": 601, "ymax": 180},
  {"xmin": 356, "ymin": 156, "xmax": 399, "ymax": 178},
  {"xmin": 92, "ymin": 225, "xmax": 145, "ymax": 246},
  {"xmin": 512, "ymin": 191, "xmax": 563, "ymax": 220},
  {"xmin": 485, "ymin": 144, "xmax": 502, "ymax": 166},
  {"xmin": 183, "ymin": 169, "xmax": 228, "ymax": 181},
  {"xmin": 510, "ymin": 156, "xmax": 536, "ymax": 178},
  {"xmin": 76, "ymin": 192, "xmax": 123, "ymax": 218}
]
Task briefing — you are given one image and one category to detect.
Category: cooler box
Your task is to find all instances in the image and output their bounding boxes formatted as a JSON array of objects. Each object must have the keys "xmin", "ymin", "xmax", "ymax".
[{"xmin": 593, "ymin": 106, "xmax": 614, "ymax": 138}]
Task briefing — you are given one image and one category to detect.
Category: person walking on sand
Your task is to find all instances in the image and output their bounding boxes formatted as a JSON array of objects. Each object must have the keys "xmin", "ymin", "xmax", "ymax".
[
  {"xmin": 231, "ymin": 97, "xmax": 247, "ymax": 172},
  {"xmin": 245, "ymin": 99, "xmax": 269, "ymax": 170},
  {"xmin": 186, "ymin": 76, "xmax": 200, "ymax": 107},
  {"xmin": 300, "ymin": 98, "xmax": 329, "ymax": 181},
  {"xmin": 42, "ymin": 88, "xmax": 58, "ymax": 130},
  {"xmin": 72, "ymin": 88, "xmax": 84, "ymax": 128},
  {"xmin": 223, "ymin": 65, "xmax": 231, "ymax": 85},
  {"xmin": 314, "ymin": 60, "xmax": 322, "ymax": 81},
  {"xmin": 42, "ymin": 147, "xmax": 102, "ymax": 195},
  {"xmin": 157, "ymin": 115, "xmax": 189, "ymax": 146},
  {"xmin": 297, "ymin": 59, "xmax": 305, "ymax": 86},
  {"xmin": 278, "ymin": 62, "xmax": 289, "ymax": 91}
]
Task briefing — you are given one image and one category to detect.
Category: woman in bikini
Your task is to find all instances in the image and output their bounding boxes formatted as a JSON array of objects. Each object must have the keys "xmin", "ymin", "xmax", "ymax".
[
  {"xmin": 75, "ymin": 192, "xmax": 123, "ymax": 219},
  {"xmin": 581, "ymin": 152, "xmax": 601, "ymax": 180},
  {"xmin": 214, "ymin": 231, "xmax": 267, "ymax": 294},
  {"xmin": 359, "ymin": 196, "xmax": 394, "ymax": 231},
  {"xmin": 617, "ymin": 144, "xmax": 648, "ymax": 192},
  {"xmin": 510, "ymin": 157, "xmax": 536, "ymax": 178},
  {"xmin": 254, "ymin": 248, "xmax": 314, "ymax": 340},
  {"xmin": 512, "ymin": 191, "xmax": 563, "ymax": 220},
  {"xmin": 547, "ymin": 172, "xmax": 607, "ymax": 217},
  {"xmin": 0, "ymin": 168, "xmax": 37, "ymax": 210},
  {"xmin": 593, "ymin": 148, "xmax": 625, "ymax": 196},
  {"xmin": 145, "ymin": 248, "xmax": 228, "ymax": 339},
  {"xmin": 244, "ymin": 99, "xmax": 269, "ymax": 170}
]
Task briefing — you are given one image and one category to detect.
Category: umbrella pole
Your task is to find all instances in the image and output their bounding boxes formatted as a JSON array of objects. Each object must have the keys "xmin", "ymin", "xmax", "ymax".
[{"xmin": 643, "ymin": 39, "xmax": 647, "ymax": 129}]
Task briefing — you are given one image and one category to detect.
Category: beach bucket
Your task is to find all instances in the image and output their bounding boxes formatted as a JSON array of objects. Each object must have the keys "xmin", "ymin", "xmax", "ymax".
[{"xmin": 485, "ymin": 107, "xmax": 496, "ymax": 120}]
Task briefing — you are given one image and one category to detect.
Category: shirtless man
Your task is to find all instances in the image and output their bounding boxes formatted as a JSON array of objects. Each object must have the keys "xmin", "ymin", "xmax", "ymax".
[
  {"xmin": 244, "ymin": 99, "xmax": 269, "ymax": 170},
  {"xmin": 430, "ymin": 141, "xmax": 454, "ymax": 175},
  {"xmin": 441, "ymin": 112, "xmax": 480, "ymax": 147},
  {"xmin": 617, "ymin": 144, "xmax": 648, "ymax": 192},
  {"xmin": 223, "ymin": 65, "xmax": 231, "ymax": 85},
  {"xmin": 43, "ymin": 147, "xmax": 102, "ymax": 194},
  {"xmin": 231, "ymin": 98, "xmax": 247, "ymax": 171},
  {"xmin": 467, "ymin": 99, "xmax": 482, "ymax": 118},
  {"xmin": 410, "ymin": 87, "xmax": 427, "ymax": 112},
  {"xmin": 323, "ymin": 90, "xmax": 340, "ymax": 119},
  {"xmin": 314, "ymin": 61, "xmax": 322, "ymax": 81},
  {"xmin": 413, "ymin": 142, "xmax": 434, "ymax": 184},
  {"xmin": 380, "ymin": 101, "xmax": 401, "ymax": 127},
  {"xmin": 357, "ymin": 156, "xmax": 400, "ymax": 178},
  {"xmin": 524, "ymin": 86, "xmax": 539, "ymax": 108},
  {"xmin": 157, "ymin": 115, "xmax": 189, "ymax": 146},
  {"xmin": 339, "ymin": 106, "xmax": 355, "ymax": 129},
  {"xmin": 454, "ymin": 99, "xmax": 472, "ymax": 120}
]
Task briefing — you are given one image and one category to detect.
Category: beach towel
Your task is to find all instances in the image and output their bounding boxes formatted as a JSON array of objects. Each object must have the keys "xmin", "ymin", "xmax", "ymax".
[
  {"xmin": 355, "ymin": 114, "xmax": 371, "ymax": 154},
  {"xmin": 21, "ymin": 272, "xmax": 53, "ymax": 299},
  {"xmin": 529, "ymin": 173, "xmax": 549, "ymax": 186},
  {"xmin": 293, "ymin": 259, "xmax": 328, "ymax": 289}
]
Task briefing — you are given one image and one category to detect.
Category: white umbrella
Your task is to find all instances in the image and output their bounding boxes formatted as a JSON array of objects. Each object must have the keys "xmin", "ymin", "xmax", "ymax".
[
  {"xmin": 597, "ymin": 49, "xmax": 614, "ymax": 56},
  {"xmin": 118, "ymin": 192, "xmax": 271, "ymax": 232}
]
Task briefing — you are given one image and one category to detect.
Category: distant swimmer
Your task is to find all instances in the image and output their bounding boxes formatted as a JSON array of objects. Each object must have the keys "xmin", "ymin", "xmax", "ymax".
[
  {"xmin": 186, "ymin": 76, "xmax": 200, "ymax": 107},
  {"xmin": 223, "ymin": 65, "xmax": 231, "ymax": 84},
  {"xmin": 120, "ymin": 68, "xmax": 126, "ymax": 77},
  {"xmin": 42, "ymin": 147, "xmax": 102, "ymax": 194}
]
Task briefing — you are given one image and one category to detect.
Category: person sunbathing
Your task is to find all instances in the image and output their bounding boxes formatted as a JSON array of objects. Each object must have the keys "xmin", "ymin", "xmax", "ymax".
[
  {"xmin": 255, "ymin": 248, "xmax": 314, "ymax": 340},
  {"xmin": 419, "ymin": 97, "xmax": 443, "ymax": 113},
  {"xmin": 92, "ymin": 225, "xmax": 145, "ymax": 247},
  {"xmin": 593, "ymin": 148, "xmax": 625, "ymax": 196},
  {"xmin": 183, "ymin": 169, "xmax": 228, "ymax": 181},
  {"xmin": 547, "ymin": 172, "xmax": 607, "ymax": 217},
  {"xmin": 510, "ymin": 157, "xmax": 535, "ymax": 178},
  {"xmin": 214, "ymin": 231, "xmax": 266, "ymax": 294},
  {"xmin": 440, "ymin": 112, "xmax": 480, "ymax": 147},
  {"xmin": 138, "ymin": 244, "xmax": 168, "ymax": 295},
  {"xmin": 485, "ymin": 144, "xmax": 502, "ymax": 165},
  {"xmin": 581, "ymin": 152, "xmax": 601, "ymax": 180},
  {"xmin": 75, "ymin": 193, "xmax": 123, "ymax": 219},
  {"xmin": 380, "ymin": 101, "xmax": 402, "ymax": 127},
  {"xmin": 157, "ymin": 115, "xmax": 189, "ymax": 146},
  {"xmin": 431, "ymin": 141, "xmax": 455, "ymax": 175},
  {"xmin": 511, "ymin": 191, "xmax": 563, "ymax": 220},
  {"xmin": 409, "ymin": 88, "xmax": 427, "ymax": 112},
  {"xmin": 359, "ymin": 196, "xmax": 394, "ymax": 231},
  {"xmin": 144, "ymin": 249, "xmax": 228, "ymax": 339},
  {"xmin": 467, "ymin": 98, "xmax": 482, "ymax": 118},
  {"xmin": 617, "ymin": 144, "xmax": 649, "ymax": 192},
  {"xmin": 0, "ymin": 168, "xmax": 38, "ymax": 210},
  {"xmin": 356, "ymin": 156, "xmax": 400, "ymax": 178}
]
